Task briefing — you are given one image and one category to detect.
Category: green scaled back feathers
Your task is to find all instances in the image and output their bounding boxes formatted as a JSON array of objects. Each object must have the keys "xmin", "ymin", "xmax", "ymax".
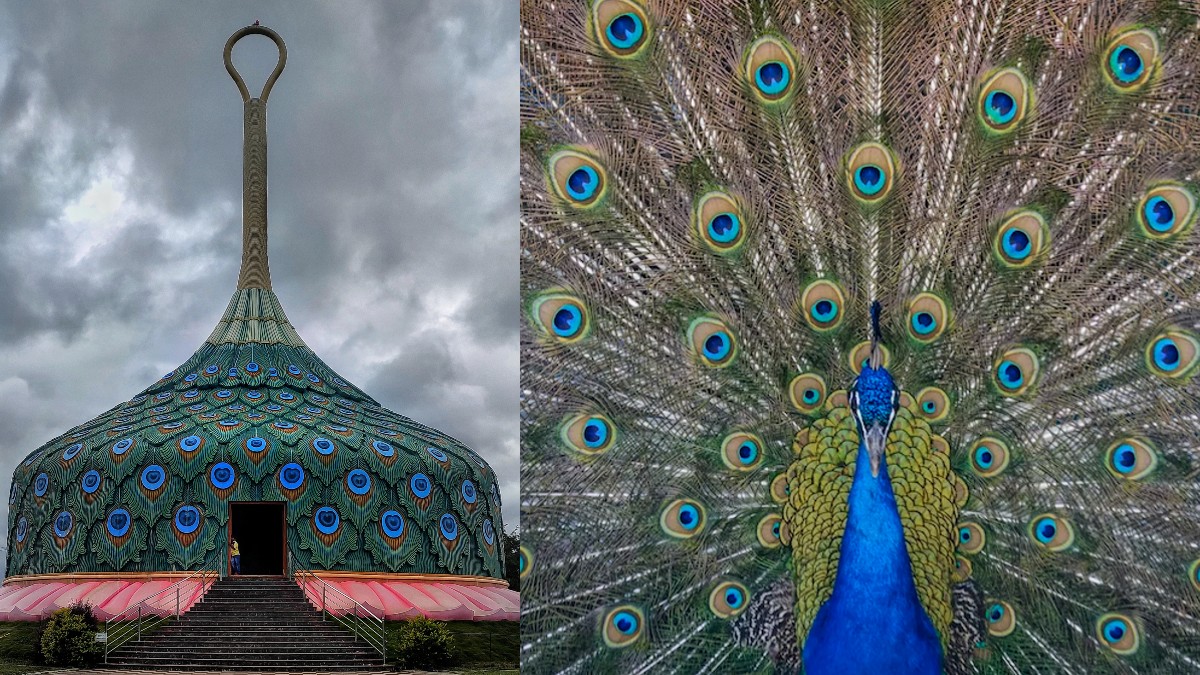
[{"xmin": 521, "ymin": 0, "xmax": 1200, "ymax": 673}]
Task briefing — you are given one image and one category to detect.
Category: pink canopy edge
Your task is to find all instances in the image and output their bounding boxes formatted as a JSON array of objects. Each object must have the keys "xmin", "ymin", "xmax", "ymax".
[
  {"xmin": 302, "ymin": 579, "xmax": 519, "ymax": 621},
  {"xmin": 0, "ymin": 578, "xmax": 517, "ymax": 622},
  {"xmin": 0, "ymin": 579, "xmax": 210, "ymax": 621}
]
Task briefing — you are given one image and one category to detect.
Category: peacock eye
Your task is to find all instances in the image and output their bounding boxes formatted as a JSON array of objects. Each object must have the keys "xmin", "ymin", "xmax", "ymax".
[
  {"xmin": 603, "ymin": 606, "xmax": 644, "ymax": 647},
  {"xmin": 978, "ymin": 68, "xmax": 1030, "ymax": 132},
  {"xmin": 1136, "ymin": 184, "xmax": 1195, "ymax": 239},
  {"xmin": 847, "ymin": 143, "xmax": 896, "ymax": 203},
  {"xmin": 1028, "ymin": 513, "xmax": 1074, "ymax": 551},
  {"xmin": 1096, "ymin": 613, "xmax": 1140, "ymax": 654},
  {"xmin": 708, "ymin": 581, "xmax": 750, "ymax": 619},
  {"xmin": 562, "ymin": 413, "xmax": 616, "ymax": 455},
  {"xmin": 688, "ymin": 317, "xmax": 738, "ymax": 367},
  {"xmin": 549, "ymin": 149, "xmax": 607, "ymax": 208},
  {"xmin": 985, "ymin": 601, "xmax": 1015, "ymax": 636},
  {"xmin": 801, "ymin": 280, "xmax": 847, "ymax": 331},
  {"xmin": 993, "ymin": 347, "xmax": 1039, "ymax": 396},
  {"xmin": 970, "ymin": 437, "xmax": 1010, "ymax": 477},
  {"xmin": 744, "ymin": 37, "xmax": 797, "ymax": 103},
  {"xmin": 914, "ymin": 387, "xmax": 950, "ymax": 423},
  {"xmin": 789, "ymin": 373, "xmax": 827, "ymax": 414},
  {"xmin": 1104, "ymin": 438, "xmax": 1157, "ymax": 480},
  {"xmin": 661, "ymin": 499, "xmax": 706, "ymax": 538},
  {"xmin": 1105, "ymin": 29, "xmax": 1158, "ymax": 91},
  {"xmin": 721, "ymin": 432, "xmax": 763, "ymax": 471},
  {"xmin": 756, "ymin": 513, "xmax": 782, "ymax": 549},
  {"xmin": 957, "ymin": 522, "xmax": 985, "ymax": 554},
  {"xmin": 593, "ymin": 0, "xmax": 650, "ymax": 58},
  {"xmin": 1145, "ymin": 330, "xmax": 1199, "ymax": 379}
]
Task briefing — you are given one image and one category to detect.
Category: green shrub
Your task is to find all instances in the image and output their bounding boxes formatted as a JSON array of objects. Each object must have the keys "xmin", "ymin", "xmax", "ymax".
[
  {"xmin": 40, "ymin": 604, "xmax": 102, "ymax": 666},
  {"xmin": 391, "ymin": 617, "xmax": 457, "ymax": 670}
]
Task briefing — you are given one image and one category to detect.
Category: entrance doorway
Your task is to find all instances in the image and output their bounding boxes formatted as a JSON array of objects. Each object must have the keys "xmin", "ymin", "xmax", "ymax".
[{"xmin": 229, "ymin": 502, "xmax": 286, "ymax": 576}]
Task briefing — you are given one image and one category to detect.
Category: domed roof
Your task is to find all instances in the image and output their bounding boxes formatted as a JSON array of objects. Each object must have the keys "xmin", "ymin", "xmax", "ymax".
[{"xmin": 5, "ymin": 25, "xmax": 504, "ymax": 580}]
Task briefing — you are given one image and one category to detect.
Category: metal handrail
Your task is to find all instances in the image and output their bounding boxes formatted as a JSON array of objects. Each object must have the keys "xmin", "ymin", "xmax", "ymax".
[
  {"xmin": 287, "ymin": 552, "xmax": 386, "ymax": 662},
  {"xmin": 102, "ymin": 552, "xmax": 221, "ymax": 663}
]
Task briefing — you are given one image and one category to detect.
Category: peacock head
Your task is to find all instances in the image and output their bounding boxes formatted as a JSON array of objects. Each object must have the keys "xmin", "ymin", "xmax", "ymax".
[{"xmin": 849, "ymin": 301, "xmax": 900, "ymax": 477}]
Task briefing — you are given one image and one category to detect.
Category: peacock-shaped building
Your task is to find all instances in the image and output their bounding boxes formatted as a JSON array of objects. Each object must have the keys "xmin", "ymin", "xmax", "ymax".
[{"xmin": 0, "ymin": 25, "xmax": 516, "ymax": 622}]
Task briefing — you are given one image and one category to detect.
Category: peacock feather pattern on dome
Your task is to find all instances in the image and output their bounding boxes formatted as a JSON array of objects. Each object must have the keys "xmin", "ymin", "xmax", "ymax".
[
  {"xmin": 520, "ymin": 1, "xmax": 1200, "ymax": 673},
  {"xmin": 5, "ymin": 24, "xmax": 505, "ymax": 583}
]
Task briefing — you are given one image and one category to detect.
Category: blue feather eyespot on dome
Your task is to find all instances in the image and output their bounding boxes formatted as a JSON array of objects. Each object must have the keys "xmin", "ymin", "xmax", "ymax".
[
  {"xmin": 957, "ymin": 521, "xmax": 985, "ymax": 555},
  {"xmin": 561, "ymin": 413, "xmax": 616, "ymax": 455},
  {"xmin": 801, "ymin": 280, "xmax": 846, "ymax": 332},
  {"xmin": 279, "ymin": 392, "xmax": 296, "ymax": 401},
  {"xmin": 380, "ymin": 510, "xmax": 405, "ymax": 539},
  {"xmin": 531, "ymin": 292, "xmax": 591, "ymax": 343},
  {"xmin": 246, "ymin": 390, "xmax": 262, "ymax": 400},
  {"xmin": 53, "ymin": 510, "xmax": 73, "ymax": 538},
  {"xmin": 288, "ymin": 364, "xmax": 302, "ymax": 376},
  {"xmin": 174, "ymin": 505, "xmax": 201, "ymax": 534},
  {"xmin": 159, "ymin": 421, "xmax": 183, "ymax": 430},
  {"xmin": 306, "ymin": 373, "xmax": 321, "ymax": 383},
  {"xmin": 183, "ymin": 390, "xmax": 199, "ymax": 400},
  {"xmin": 1104, "ymin": 438, "xmax": 1157, "ymax": 480},
  {"xmin": 62, "ymin": 443, "xmax": 82, "ymax": 461},
  {"xmin": 1028, "ymin": 513, "xmax": 1074, "ymax": 551},
  {"xmin": 756, "ymin": 513, "xmax": 783, "ymax": 549},
  {"xmin": 410, "ymin": 473, "xmax": 433, "ymax": 499},
  {"xmin": 788, "ymin": 373, "xmax": 827, "ymax": 414},
  {"xmin": 204, "ymin": 365, "xmax": 219, "ymax": 376},
  {"xmin": 694, "ymin": 191, "xmax": 746, "ymax": 254},
  {"xmin": 482, "ymin": 518, "xmax": 495, "ymax": 546},
  {"xmin": 549, "ymin": 149, "xmax": 606, "ymax": 208},
  {"xmin": 140, "ymin": 465, "xmax": 166, "ymax": 491},
  {"xmin": 744, "ymin": 36, "xmax": 797, "ymax": 103},
  {"xmin": 461, "ymin": 480, "xmax": 477, "ymax": 503},
  {"xmin": 210, "ymin": 462, "xmax": 235, "ymax": 490},
  {"xmin": 244, "ymin": 437, "xmax": 269, "ymax": 454},
  {"xmin": 1137, "ymin": 184, "xmax": 1196, "ymax": 239},
  {"xmin": 1096, "ymin": 613, "xmax": 1140, "ymax": 655},
  {"xmin": 81, "ymin": 470, "xmax": 101, "ymax": 494},
  {"xmin": 311, "ymin": 437, "xmax": 335, "ymax": 455},
  {"xmin": 985, "ymin": 600, "xmax": 1015, "ymax": 636},
  {"xmin": 268, "ymin": 368, "xmax": 280, "ymax": 377},
  {"xmin": 152, "ymin": 406, "xmax": 168, "ymax": 414},
  {"xmin": 346, "ymin": 469, "xmax": 372, "ymax": 495},
  {"xmin": 105, "ymin": 509, "xmax": 130, "ymax": 538},
  {"xmin": 266, "ymin": 404, "xmax": 283, "ymax": 412},
  {"xmin": 1145, "ymin": 330, "xmax": 1199, "ymax": 379},
  {"xmin": 314, "ymin": 506, "xmax": 340, "ymax": 535},
  {"xmin": 34, "ymin": 473, "xmax": 49, "ymax": 497},
  {"xmin": 15, "ymin": 517, "xmax": 27, "ymax": 543},
  {"xmin": 914, "ymin": 387, "xmax": 950, "ymax": 423},
  {"xmin": 227, "ymin": 368, "xmax": 238, "ymax": 378},
  {"xmin": 439, "ymin": 513, "xmax": 459, "ymax": 541},
  {"xmin": 279, "ymin": 463, "xmax": 305, "ymax": 491},
  {"xmin": 112, "ymin": 438, "xmax": 134, "ymax": 456},
  {"xmin": 721, "ymin": 432, "xmax": 764, "ymax": 471},
  {"xmin": 367, "ymin": 439, "xmax": 396, "ymax": 454},
  {"xmin": 426, "ymin": 446, "xmax": 448, "ymax": 462},
  {"xmin": 593, "ymin": 0, "xmax": 650, "ymax": 57},
  {"xmin": 305, "ymin": 407, "xmax": 321, "ymax": 414},
  {"xmin": 992, "ymin": 347, "xmax": 1039, "ymax": 397},
  {"xmin": 978, "ymin": 68, "xmax": 1030, "ymax": 132},
  {"xmin": 184, "ymin": 373, "xmax": 198, "ymax": 382},
  {"xmin": 1104, "ymin": 29, "xmax": 1158, "ymax": 91},
  {"xmin": 846, "ymin": 143, "xmax": 896, "ymax": 203},
  {"xmin": 708, "ymin": 581, "xmax": 750, "ymax": 619},
  {"xmin": 215, "ymin": 390, "xmax": 233, "ymax": 400},
  {"xmin": 245, "ymin": 362, "xmax": 260, "ymax": 373},
  {"xmin": 969, "ymin": 437, "xmax": 1010, "ymax": 477},
  {"xmin": 602, "ymin": 605, "xmax": 644, "ymax": 647},
  {"xmin": 688, "ymin": 316, "xmax": 737, "ymax": 367},
  {"xmin": 660, "ymin": 499, "xmax": 706, "ymax": 538}
]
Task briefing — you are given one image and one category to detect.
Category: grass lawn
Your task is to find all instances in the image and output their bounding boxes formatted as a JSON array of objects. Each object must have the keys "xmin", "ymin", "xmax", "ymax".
[
  {"xmin": 386, "ymin": 620, "xmax": 518, "ymax": 672},
  {"xmin": 0, "ymin": 622, "xmax": 42, "ymax": 674}
]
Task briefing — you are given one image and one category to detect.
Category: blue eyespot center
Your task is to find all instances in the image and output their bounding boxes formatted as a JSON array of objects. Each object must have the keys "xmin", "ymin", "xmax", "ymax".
[
  {"xmin": 552, "ymin": 304, "xmax": 583, "ymax": 336},
  {"xmin": 606, "ymin": 13, "xmax": 644, "ymax": 49},
  {"xmin": 707, "ymin": 213, "xmax": 741, "ymax": 244},
  {"xmin": 803, "ymin": 388, "xmax": 818, "ymax": 403},
  {"xmin": 755, "ymin": 61, "xmax": 790, "ymax": 95},
  {"xmin": 976, "ymin": 448, "xmax": 993, "ymax": 468},
  {"xmin": 854, "ymin": 164, "xmax": 884, "ymax": 195},
  {"xmin": 1145, "ymin": 196, "xmax": 1175, "ymax": 231},
  {"xmin": 566, "ymin": 166, "xmax": 599, "ymax": 201},
  {"xmin": 1153, "ymin": 338, "xmax": 1180, "ymax": 370},
  {"xmin": 613, "ymin": 611, "xmax": 638, "ymax": 635},
  {"xmin": 1002, "ymin": 228, "xmax": 1032, "ymax": 259},
  {"xmin": 985, "ymin": 90, "xmax": 1017, "ymax": 124},
  {"xmin": 1111, "ymin": 45, "xmax": 1143, "ymax": 83},
  {"xmin": 1035, "ymin": 517, "xmax": 1057, "ymax": 543},
  {"xmin": 812, "ymin": 299, "xmax": 837, "ymax": 322},
  {"xmin": 738, "ymin": 441, "xmax": 756, "ymax": 463},
  {"xmin": 912, "ymin": 311, "xmax": 936, "ymax": 335},
  {"xmin": 725, "ymin": 589, "xmax": 744, "ymax": 607},
  {"xmin": 987, "ymin": 605, "xmax": 1004, "ymax": 622},
  {"xmin": 703, "ymin": 332, "xmax": 732, "ymax": 360},
  {"xmin": 922, "ymin": 401, "xmax": 936, "ymax": 413},
  {"xmin": 678, "ymin": 504, "xmax": 698, "ymax": 529},
  {"xmin": 1104, "ymin": 619, "xmax": 1128, "ymax": 642},
  {"xmin": 583, "ymin": 418, "xmax": 608, "ymax": 447},
  {"xmin": 1113, "ymin": 444, "xmax": 1136, "ymax": 472},
  {"xmin": 998, "ymin": 361, "xmax": 1024, "ymax": 388}
]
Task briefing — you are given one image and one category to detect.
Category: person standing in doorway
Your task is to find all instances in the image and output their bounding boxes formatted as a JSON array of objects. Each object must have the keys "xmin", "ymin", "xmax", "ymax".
[{"xmin": 230, "ymin": 538, "xmax": 241, "ymax": 575}]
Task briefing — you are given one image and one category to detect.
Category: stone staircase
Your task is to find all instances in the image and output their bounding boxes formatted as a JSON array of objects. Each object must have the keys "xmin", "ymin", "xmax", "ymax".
[{"xmin": 106, "ymin": 576, "xmax": 386, "ymax": 671}]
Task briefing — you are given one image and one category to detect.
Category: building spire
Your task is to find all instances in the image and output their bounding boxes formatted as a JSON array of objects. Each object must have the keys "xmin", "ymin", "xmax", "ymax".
[{"xmin": 224, "ymin": 24, "xmax": 287, "ymax": 290}]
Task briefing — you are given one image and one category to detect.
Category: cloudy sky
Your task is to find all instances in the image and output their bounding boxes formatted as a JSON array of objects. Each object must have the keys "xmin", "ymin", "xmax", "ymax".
[{"xmin": 0, "ymin": 1, "xmax": 520, "ymax": 542}]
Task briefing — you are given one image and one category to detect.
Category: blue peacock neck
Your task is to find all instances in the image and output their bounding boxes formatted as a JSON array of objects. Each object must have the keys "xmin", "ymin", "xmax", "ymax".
[{"xmin": 801, "ymin": 439, "xmax": 943, "ymax": 674}]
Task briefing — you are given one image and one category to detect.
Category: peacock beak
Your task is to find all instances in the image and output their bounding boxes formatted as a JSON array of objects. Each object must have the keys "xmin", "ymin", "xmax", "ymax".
[{"xmin": 864, "ymin": 423, "xmax": 887, "ymax": 477}]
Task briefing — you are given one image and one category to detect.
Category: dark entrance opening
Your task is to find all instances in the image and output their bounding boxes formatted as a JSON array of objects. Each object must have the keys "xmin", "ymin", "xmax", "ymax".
[{"xmin": 229, "ymin": 502, "xmax": 286, "ymax": 576}]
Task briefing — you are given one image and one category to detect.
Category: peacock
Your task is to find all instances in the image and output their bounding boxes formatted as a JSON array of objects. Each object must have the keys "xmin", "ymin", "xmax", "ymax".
[{"xmin": 518, "ymin": 0, "xmax": 1200, "ymax": 673}]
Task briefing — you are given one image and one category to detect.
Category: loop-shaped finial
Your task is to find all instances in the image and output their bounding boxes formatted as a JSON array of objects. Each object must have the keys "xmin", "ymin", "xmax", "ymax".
[{"xmin": 224, "ymin": 24, "xmax": 287, "ymax": 103}]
